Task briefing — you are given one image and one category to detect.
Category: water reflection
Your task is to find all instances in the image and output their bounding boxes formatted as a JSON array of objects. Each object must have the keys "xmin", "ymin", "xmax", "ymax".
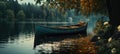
[
  {"xmin": 35, "ymin": 43, "xmax": 60, "ymax": 54},
  {"xmin": 0, "ymin": 22, "xmax": 83, "ymax": 54},
  {"xmin": 34, "ymin": 34, "xmax": 81, "ymax": 54},
  {"xmin": 0, "ymin": 22, "xmax": 35, "ymax": 54},
  {"xmin": 34, "ymin": 37, "xmax": 80, "ymax": 54}
]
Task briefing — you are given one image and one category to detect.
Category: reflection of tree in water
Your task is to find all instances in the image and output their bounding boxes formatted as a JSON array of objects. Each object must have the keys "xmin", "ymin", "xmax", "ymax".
[
  {"xmin": 0, "ymin": 21, "xmax": 19, "ymax": 44},
  {"xmin": 0, "ymin": 21, "xmax": 34, "ymax": 44},
  {"xmin": 34, "ymin": 34, "xmax": 79, "ymax": 54},
  {"xmin": 18, "ymin": 23, "xmax": 34, "ymax": 34},
  {"xmin": 0, "ymin": 21, "xmax": 16, "ymax": 35},
  {"xmin": 34, "ymin": 36, "xmax": 97, "ymax": 54}
]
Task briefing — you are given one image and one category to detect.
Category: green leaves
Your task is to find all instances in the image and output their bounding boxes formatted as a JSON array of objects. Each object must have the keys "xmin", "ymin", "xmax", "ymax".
[
  {"xmin": 6, "ymin": 9, "xmax": 15, "ymax": 21},
  {"xmin": 16, "ymin": 10, "xmax": 26, "ymax": 20}
]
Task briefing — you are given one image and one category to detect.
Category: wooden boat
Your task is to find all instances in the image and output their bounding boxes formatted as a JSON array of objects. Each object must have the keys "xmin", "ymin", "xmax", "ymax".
[
  {"xmin": 33, "ymin": 22, "xmax": 88, "ymax": 48},
  {"xmin": 35, "ymin": 22, "xmax": 87, "ymax": 35}
]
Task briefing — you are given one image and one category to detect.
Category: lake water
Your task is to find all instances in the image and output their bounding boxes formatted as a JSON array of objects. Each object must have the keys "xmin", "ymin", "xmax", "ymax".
[
  {"xmin": 0, "ymin": 22, "xmax": 35, "ymax": 54},
  {"xmin": 0, "ymin": 22, "xmax": 83, "ymax": 54}
]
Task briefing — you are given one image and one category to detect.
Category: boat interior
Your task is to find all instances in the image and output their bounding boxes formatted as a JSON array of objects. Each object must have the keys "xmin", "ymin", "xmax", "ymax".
[{"xmin": 54, "ymin": 22, "xmax": 87, "ymax": 29}]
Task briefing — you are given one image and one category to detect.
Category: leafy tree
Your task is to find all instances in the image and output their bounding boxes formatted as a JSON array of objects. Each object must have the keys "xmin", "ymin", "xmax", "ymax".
[
  {"xmin": 36, "ymin": 0, "xmax": 107, "ymax": 15},
  {"xmin": 36, "ymin": 0, "xmax": 120, "ymax": 26},
  {"xmin": 6, "ymin": 0, "xmax": 21, "ymax": 16},
  {"xmin": 0, "ymin": 2, "xmax": 6, "ymax": 10},
  {"xmin": 0, "ymin": 1, "xmax": 7, "ymax": 18},
  {"xmin": 16, "ymin": 10, "xmax": 26, "ymax": 20},
  {"xmin": 0, "ymin": 0, "xmax": 21, "ymax": 18},
  {"xmin": 6, "ymin": 9, "xmax": 15, "ymax": 21},
  {"xmin": 21, "ymin": 3, "xmax": 38, "ymax": 18}
]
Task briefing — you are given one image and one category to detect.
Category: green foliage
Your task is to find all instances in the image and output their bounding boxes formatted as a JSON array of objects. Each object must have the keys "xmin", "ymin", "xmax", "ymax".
[
  {"xmin": 0, "ymin": 1, "xmax": 7, "ymax": 18},
  {"xmin": 0, "ymin": 0, "xmax": 21, "ymax": 18},
  {"xmin": 21, "ymin": 3, "xmax": 45, "ymax": 19},
  {"xmin": 6, "ymin": 9, "xmax": 15, "ymax": 21},
  {"xmin": 17, "ymin": 10, "xmax": 26, "ymax": 20},
  {"xmin": 93, "ymin": 17, "xmax": 114, "ymax": 39},
  {"xmin": 0, "ymin": 1, "xmax": 7, "ymax": 10},
  {"xmin": 96, "ymin": 38, "xmax": 120, "ymax": 54},
  {"xmin": 92, "ymin": 17, "xmax": 120, "ymax": 54},
  {"xmin": 7, "ymin": 0, "xmax": 21, "ymax": 14}
]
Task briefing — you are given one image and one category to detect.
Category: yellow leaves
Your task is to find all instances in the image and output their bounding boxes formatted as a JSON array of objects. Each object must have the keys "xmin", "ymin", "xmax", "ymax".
[
  {"xmin": 49, "ymin": 0, "xmax": 82, "ymax": 13},
  {"xmin": 73, "ymin": 0, "xmax": 77, "ymax": 3},
  {"xmin": 72, "ymin": 36, "xmax": 98, "ymax": 54},
  {"xmin": 89, "ymin": 0, "xmax": 93, "ymax": 3},
  {"xmin": 80, "ymin": 0, "xmax": 107, "ymax": 15},
  {"xmin": 80, "ymin": 0, "xmax": 84, "ymax": 2},
  {"xmin": 58, "ymin": 36, "xmax": 98, "ymax": 54},
  {"xmin": 39, "ymin": 0, "xmax": 107, "ymax": 15},
  {"xmin": 80, "ymin": 0, "xmax": 90, "ymax": 15}
]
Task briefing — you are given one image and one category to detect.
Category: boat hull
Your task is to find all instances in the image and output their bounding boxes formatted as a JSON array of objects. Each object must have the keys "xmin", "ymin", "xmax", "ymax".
[
  {"xmin": 35, "ymin": 25, "xmax": 87, "ymax": 35},
  {"xmin": 33, "ymin": 24, "xmax": 87, "ymax": 48}
]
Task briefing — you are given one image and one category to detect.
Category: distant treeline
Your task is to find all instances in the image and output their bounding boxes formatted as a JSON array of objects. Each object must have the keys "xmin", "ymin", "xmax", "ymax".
[{"xmin": 0, "ymin": 0, "xmax": 67, "ymax": 22}]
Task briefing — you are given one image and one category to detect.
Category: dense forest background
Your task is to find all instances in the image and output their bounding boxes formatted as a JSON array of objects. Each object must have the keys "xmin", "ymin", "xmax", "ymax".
[
  {"xmin": 0, "ymin": 0, "xmax": 108, "ymax": 23},
  {"xmin": 0, "ymin": 0, "xmax": 72, "ymax": 22},
  {"xmin": 0, "ymin": 0, "xmax": 110, "ymax": 34}
]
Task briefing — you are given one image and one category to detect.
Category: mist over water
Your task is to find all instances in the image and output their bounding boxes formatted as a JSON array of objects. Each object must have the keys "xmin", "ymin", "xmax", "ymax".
[
  {"xmin": 0, "ymin": 17, "xmax": 109, "ymax": 54},
  {"xmin": 0, "ymin": 9, "xmax": 109, "ymax": 53}
]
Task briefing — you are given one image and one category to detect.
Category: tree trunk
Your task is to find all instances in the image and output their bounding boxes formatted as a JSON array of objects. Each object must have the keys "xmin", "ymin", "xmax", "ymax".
[{"xmin": 106, "ymin": 0, "xmax": 120, "ymax": 26}]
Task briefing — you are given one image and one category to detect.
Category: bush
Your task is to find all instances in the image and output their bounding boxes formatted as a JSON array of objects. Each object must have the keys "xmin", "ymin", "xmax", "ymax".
[{"xmin": 96, "ymin": 38, "xmax": 120, "ymax": 54}]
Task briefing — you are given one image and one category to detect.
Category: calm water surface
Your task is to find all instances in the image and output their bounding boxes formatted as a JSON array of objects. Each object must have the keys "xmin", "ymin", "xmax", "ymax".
[
  {"xmin": 0, "ymin": 22, "xmax": 81, "ymax": 54},
  {"xmin": 0, "ymin": 22, "xmax": 35, "ymax": 54}
]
